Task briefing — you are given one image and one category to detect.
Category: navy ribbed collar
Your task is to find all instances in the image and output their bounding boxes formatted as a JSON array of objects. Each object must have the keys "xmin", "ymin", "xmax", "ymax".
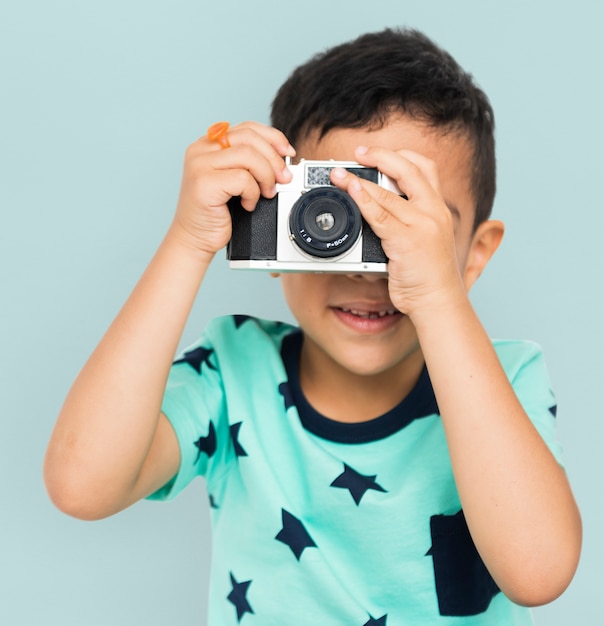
[{"xmin": 281, "ymin": 330, "xmax": 439, "ymax": 444}]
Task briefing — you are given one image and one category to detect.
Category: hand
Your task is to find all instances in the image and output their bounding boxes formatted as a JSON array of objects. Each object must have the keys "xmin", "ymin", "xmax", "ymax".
[
  {"xmin": 170, "ymin": 121, "xmax": 295, "ymax": 256},
  {"xmin": 331, "ymin": 146, "xmax": 466, "ymax": 319}
]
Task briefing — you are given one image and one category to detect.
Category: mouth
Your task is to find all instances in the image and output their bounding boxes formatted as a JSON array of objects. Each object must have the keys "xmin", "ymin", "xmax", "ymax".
[
  {"xmin": 331, "ymin": 304, "xmax": 404, "ymax": 333},
  {"xmin": 338, "ymin": 307, "xmax": 400, "ymax": 320}
]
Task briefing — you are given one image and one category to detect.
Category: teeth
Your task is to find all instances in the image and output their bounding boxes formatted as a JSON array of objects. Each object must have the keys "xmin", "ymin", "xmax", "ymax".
[{"xmin": 341, "ymin": 308, "xmax": 397, "ymax": 319}]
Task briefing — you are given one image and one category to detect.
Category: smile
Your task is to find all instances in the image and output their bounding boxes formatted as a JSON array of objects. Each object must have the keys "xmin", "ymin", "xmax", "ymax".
[{"xmin": 338, "ymin": 307, "xmax": 400, "ymax": 319}]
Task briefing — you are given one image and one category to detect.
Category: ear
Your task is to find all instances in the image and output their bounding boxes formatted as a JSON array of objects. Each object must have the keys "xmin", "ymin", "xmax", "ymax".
[{"xmin": 462, "ymin": 219, "xmax": 504, "ymax": 291}]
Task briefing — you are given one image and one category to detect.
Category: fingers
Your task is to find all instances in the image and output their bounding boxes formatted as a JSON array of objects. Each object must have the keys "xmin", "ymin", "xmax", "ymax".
[
  {"xmin": 201, "ymin": 168, "xmax": 268, "ymax": 213},
  {"xmin": 329, "ymin": 145, "xmax": 465, "ymax": 316},
  {"xmin": 174, "ymin": 121, "xmax": 297, "ymax": 255},
  {"xmin": 331, "ymin": 145, "xmax": 450, "ymax": 228},
  {"xmin": 203, "ymin": 121, "xmax": 295, "ymax": 184},
  {"xmin": 201, "ymin": 120, "xmax": 295, "ymax": 156},
  {"xmin": 185, "ymin": 121, "xmax": 295, "ymax": 207},
  {"xmin": 330, "ymin": 167, "xmax": 406, "ymax": 243},
  {"xmin": 356, "ymin": 144, "xmax": 442, "ymax": 199},
  {"xmin": 329, "ymin": 149, "xmax": 455, "ymax": 274},
  {"xmin": 208, "ymin": 145, "xmax": 288, "ymax": 201},
  {"xmin": 226, "ymin": 121, "xmax": 296, "ymax": 159}
]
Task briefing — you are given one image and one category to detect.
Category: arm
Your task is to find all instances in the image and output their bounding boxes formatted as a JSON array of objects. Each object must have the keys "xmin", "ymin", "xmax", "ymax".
[
  {"xmin": 411, "ymin": 288, "xmax": 581, "ymax": 606},
  {"xmin": 331, "ymin": 149, "xmax": 581, "ymax": 606},
  {"xmin": 44, "ymin": 122, "xmax": 295, "ymax": 520}
]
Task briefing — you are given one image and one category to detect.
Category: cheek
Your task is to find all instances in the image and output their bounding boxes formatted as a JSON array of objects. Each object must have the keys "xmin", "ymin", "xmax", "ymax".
[
  {"xmin": 454, "ymin": 236, "xmax": 471, "ymax": 269},
  {"xmin": 280, "ymin": 276, "xmax": 313, "ymax": 315},
  {"xmin": 280, "ymin": 275, "xmax": 330, "ymax": 318},
  {"xmin": 452, "ymin": 220, "xmax": 476, "ymax": 270}
]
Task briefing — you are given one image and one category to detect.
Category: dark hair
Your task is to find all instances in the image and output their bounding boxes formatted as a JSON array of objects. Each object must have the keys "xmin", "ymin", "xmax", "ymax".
[{"xmin": 271, "ymin": 28, "xmax": 496, "ymax": 229}]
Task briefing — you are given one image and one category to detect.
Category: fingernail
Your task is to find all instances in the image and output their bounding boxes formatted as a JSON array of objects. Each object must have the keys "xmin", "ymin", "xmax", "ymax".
[
  {"xmin": 332, "ymin": 167, "xmax": 347, "ymax": 179},
  {"xmin": 356, "ymin": 145, "xmax": 369, "ymax": 156},
  {"xmin": 281, "ymin": 166, "xmax": 293, "ymax": 180},
  {"xmin": 279, "ymin": 143, "xmax": 296, "ymax": 157}
]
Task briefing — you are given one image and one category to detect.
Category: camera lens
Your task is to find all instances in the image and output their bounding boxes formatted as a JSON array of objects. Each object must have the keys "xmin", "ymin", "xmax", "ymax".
[
  {"xmin": 289, "ymin": 188, "xmax": 362, "ymax": 258},
  {"xmin": 315, "ymin": 211, "xmax": 335, "ymax": 231}
]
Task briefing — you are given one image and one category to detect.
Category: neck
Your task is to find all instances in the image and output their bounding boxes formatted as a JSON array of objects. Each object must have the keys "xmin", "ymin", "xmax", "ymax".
[{"xmin": 298, "ymin": 337, "xmax": 425, "ymax": 423}]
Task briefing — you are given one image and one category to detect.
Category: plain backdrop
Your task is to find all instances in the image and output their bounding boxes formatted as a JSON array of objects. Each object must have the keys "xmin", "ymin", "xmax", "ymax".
[{"xmin": 1, "ymin": 1, "xmax": 602, "ymax": 624}]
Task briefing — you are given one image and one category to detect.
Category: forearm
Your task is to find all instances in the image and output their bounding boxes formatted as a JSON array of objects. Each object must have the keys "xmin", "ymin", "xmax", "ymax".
[
  {"xmin": 44, "ymin": 123, "xmax": 295, "ymax": 519},
  {"xmin": 413, "ymin": 298, "xmax": 581, "ymax": 605},
  {"xmin": 44, "ymin": 228, "xmax": 213, "ymax": 517}
]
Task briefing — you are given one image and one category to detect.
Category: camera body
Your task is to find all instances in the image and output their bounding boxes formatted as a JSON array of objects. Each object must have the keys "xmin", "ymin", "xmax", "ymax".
[{"xmin": 227, "ymin": 158, "xmax": 400, "ymax": 273}]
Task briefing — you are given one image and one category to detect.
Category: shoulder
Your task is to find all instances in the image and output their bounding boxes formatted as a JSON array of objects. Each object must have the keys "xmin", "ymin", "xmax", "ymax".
[
  {"xmin": 196, "ymin": 315, "xmax": 300, "ymax": 371},
  {"xmin": 491, "ymin": 339, "xmax": 546, "ymax": 379},
  {"xmin": 492, "ymin": 338, "xmax": 557, "ymax": 418},
  {"xmin": 201, "ymin": 315, "xmax": 298, "ymax": 354},
  {"xmin": 168, "ymin": 316, "xmax": 297, "ymax": 382}
]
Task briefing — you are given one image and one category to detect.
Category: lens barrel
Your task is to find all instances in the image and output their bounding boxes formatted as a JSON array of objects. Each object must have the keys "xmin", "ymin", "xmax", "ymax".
[{"xmin": 289, "ymin": 188, "xmax": 362, "ymax": 258}]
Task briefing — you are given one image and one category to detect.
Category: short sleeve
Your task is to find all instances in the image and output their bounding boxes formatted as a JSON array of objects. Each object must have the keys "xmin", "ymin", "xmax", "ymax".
[
  {"xmin": 495, "ymin": 340, "xmax": 563, "ymax": 465},
  {"xmin": 147, "ymin": 332, "xmax": 228, "ymax": 501}
]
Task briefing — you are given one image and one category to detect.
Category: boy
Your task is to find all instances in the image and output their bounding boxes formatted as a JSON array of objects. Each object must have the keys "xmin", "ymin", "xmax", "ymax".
[{"xmin": 44, "ymin": 28, "xmax": 581, "ymax": 624}]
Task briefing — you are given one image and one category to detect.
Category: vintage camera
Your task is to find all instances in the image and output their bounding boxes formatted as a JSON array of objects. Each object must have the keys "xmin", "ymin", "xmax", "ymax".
[{"xmin": 227, "ymin": 158, "xmax": 401, "ymax": 273}]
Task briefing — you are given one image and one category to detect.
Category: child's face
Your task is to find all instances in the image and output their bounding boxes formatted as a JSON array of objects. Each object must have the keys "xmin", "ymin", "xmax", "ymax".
[{"xmin": 278, "ymin": 114, "xmax": 484, "ymax": 382}]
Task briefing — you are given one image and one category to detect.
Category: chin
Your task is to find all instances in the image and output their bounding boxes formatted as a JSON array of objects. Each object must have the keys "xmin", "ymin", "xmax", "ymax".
[{"xmin": 335, "ymin": 345, "xmax": 421, "ymax": 378}]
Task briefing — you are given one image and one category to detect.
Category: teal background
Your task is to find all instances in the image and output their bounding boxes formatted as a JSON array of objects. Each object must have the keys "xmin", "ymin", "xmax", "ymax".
[{"xmin": 1, "ymin": 1, "xmax": 601, "ymax": 624}]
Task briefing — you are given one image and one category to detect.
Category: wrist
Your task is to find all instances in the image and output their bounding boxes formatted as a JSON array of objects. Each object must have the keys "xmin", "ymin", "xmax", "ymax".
[
  {"xmin": 164, "ymin": 222, "xmax": 218, "ymax": 267},
  {"xmin": 406, "ymin": 286, "xmax": 473, "ymax": 335}
]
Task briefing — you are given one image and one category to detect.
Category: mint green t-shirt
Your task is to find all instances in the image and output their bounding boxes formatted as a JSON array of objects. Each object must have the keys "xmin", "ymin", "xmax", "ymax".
[{"xmin": 150, "ymin": 315, "xmax": 561, "ymax": 625}]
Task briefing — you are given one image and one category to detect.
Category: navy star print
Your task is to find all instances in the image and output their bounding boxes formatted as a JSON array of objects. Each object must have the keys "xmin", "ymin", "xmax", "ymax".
[
  {"xmin": 174, "ymin": 346, "xmax": 216, "ymax": 374},
  {"xmin": 364, "ymin": 614, "xmax": 388, "ymax": 625},
  {"xmin": 275, "ymin": 509, "xmax": 317, "ymax": 560},
  {"xmin": 230, "ymin": 422, "xmax": 248, "ymax": 457},
  {"xmin": 227, "ymin": 572, "xmax": 254, "ymax": 622},
  {"xmin": 278, "ymin": 381, "xmax": 295, "ymax": 411},
  {"xmin": 234, "ymin": 314, "xmax": 285, "ymax": 329},
  {"xmin": 233, "ymin": 315, "xmax": 255, "ymax": 329},
  {"xmin": 193, "ymin": 421, "xmax": 216, "ymax": 463},
  {"xmin": 331, "ymin": 463, "xmax": 387, "ymax": 505}
]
